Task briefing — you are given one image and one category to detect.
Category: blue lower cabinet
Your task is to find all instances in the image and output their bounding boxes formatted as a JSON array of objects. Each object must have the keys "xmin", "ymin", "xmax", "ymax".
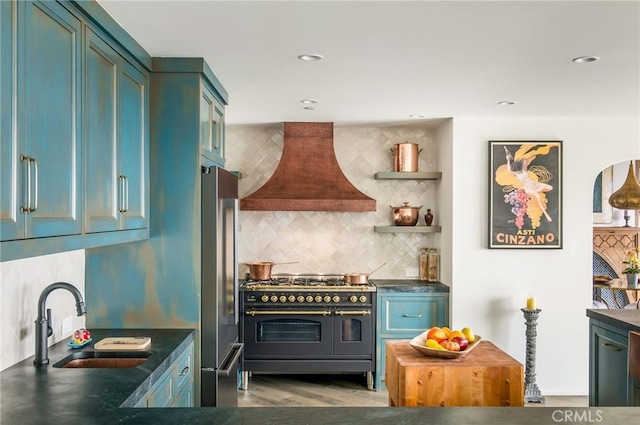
[
  {"xmin": 589, "ymin": 322, "xmax": 631, "ymax": 406},
  {"xmin": 375, "ymin": 290, "xmax": 449, "ymax": 390},
  {"xmin": 134, "ymin": 342, "xmax": 194, "ymax": 408}
]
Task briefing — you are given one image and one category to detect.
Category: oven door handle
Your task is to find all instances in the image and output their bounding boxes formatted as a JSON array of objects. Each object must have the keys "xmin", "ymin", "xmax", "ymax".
[
  {"xmin": 245, "ymin": 310, "xmax": 332, "ymax": 316},
  {"xmin": 335, "ymin": 310, "xmax": 371, "ymax": 316}
]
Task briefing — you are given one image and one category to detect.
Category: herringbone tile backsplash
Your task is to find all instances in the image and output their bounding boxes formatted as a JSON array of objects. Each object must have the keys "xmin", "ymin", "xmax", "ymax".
[{"xmin": 226, "ymin": 124, "xmax": 440, "ymax": 279}]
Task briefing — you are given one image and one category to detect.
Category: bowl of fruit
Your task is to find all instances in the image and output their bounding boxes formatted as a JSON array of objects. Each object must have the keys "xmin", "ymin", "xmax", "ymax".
[{"xmin": 409, "ymin": 326, "xmax": 480, "ymax": 359}]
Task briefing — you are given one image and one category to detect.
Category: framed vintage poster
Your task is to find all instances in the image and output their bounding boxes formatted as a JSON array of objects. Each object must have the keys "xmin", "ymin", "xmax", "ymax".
[{"xmin": 489, "ymin": 141, "xmax": 562, "ymax": 249}]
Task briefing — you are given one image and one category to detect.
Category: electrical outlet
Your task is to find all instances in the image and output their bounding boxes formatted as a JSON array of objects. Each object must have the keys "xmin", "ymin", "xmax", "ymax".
[
  {"xmin": 61, "ymin": 316, "xmax": 73, "ymax": 334},
  {"xmin": 405, "ymin": 268, "xmax": 419, "ymax": 278}
]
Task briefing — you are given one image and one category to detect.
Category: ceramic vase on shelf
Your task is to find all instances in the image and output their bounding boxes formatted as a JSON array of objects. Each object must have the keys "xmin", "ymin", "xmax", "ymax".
[
  {"xmin": 626, "ymin": 273, "xmax": 639, "ymax": 287},
  {"xmin": 424, "ymin": 209, "xmax": 434, "ymax": 226}
]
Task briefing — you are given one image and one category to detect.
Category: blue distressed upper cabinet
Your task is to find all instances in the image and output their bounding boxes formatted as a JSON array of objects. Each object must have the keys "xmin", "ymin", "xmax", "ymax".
[
  {"xmin": 0, "ymin": 1, "xmax": 17, "ymax": 240},
  {"xmin": 1, "ymin": 0, "xmax": 82, "ymax": 241},
  {"xmin": 1, "ymin": 0, "xmax": 151, "ymax": 260},
  {"xmin": 199, "ymin": 82, "xmax": 225, "ymax": 166},
  {"xmin": 84, "ymin": 28, "xmax": 148, "ymax": 233}
]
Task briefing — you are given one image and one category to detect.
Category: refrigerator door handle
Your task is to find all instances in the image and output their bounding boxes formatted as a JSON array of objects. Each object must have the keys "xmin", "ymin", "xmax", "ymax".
[
  {"xmin": 222, "ymin": 197, "xmax": 239, "ymax": 325},
  {"xmin": 232, "ymin": 198, "xmax": 239, "ymax": 325},
  {"xmin": 217, "ymin": 343, "xmax": 243, "ymax": 377}
]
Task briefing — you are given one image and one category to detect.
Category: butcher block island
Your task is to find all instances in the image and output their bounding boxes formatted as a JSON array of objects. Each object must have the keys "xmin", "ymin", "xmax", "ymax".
[{"xmin": 386, "ymin": 340, "xmax": 524, "ymax": 407}]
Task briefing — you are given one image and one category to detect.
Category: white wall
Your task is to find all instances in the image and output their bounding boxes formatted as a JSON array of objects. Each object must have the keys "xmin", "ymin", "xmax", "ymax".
[
  {"xmin": 0, "ymin": 250, "xmax": 85, "ymax": 371},
  {"xmin": 450, "ymin": 117, "xmax": 639, "ymax": 395}
]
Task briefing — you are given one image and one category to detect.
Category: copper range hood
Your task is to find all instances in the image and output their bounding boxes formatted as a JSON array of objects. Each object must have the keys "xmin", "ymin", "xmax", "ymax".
[{"xmin": 240, "ymin": 122, "xmax": 376, "ymax": 212}]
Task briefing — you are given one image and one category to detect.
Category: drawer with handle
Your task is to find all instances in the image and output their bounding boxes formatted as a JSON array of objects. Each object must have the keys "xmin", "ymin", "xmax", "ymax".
[
  {"xmin": 173, "ymin": 343, "xmax": 194, "ymax": 393},
  {"xmin": 380, "ymin": 295, "xmax": 441, "ymax": 333}
]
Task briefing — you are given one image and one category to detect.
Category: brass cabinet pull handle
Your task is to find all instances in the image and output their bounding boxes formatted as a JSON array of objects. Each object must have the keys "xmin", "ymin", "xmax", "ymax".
[
  {"xmin": 20, "ymin": 155, "xmax": 31, "ymax": 213},
  {"xmin": 117, "ymin": 176, "xmax": 123, "ymax": 212},
  {"xmin": 602, "ymin": 342, "xmax": 621, "ymax": 351},
  {"xmin": 403, "ymin": 314, "xmax": 423, "ymax": 318},
  {"xmin": 118, "ymin": 175, "xmax": 127, "ymax": 212},
  {"xmin": 179, "ymin": 366, "xmax": 189, "ymax": 376},
  {"xmin": 19, "ymin": 155, "xmax": 38, "ymax": 213},
  {"xmin": 30, "ymin": 157, "xmax": 38, "ymax": 212},
  {"xmin": 123, "ymin": 175, "xmax": 129, "ymax": 212}
]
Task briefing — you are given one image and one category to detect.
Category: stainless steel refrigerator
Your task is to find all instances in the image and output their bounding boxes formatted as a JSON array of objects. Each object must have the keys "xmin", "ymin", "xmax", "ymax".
[{"xmin": 201, "ymin": 166, "xmax": 243, "ymax": 407}]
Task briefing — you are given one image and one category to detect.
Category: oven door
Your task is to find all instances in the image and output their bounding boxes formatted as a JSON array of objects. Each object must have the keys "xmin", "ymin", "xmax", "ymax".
[
  {"xmin": 333, "ymin": 309, "xmax": 373, "ymax": 357},
  {"xmin": 243, "ymin": 309, "xmax": 333, "ymax": 358}
]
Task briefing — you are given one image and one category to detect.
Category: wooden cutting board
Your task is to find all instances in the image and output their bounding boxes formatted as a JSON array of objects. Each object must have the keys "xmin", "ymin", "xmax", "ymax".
[{"xmin": 94, "ymin": 337, "xmax": 151, "ymax": 351}]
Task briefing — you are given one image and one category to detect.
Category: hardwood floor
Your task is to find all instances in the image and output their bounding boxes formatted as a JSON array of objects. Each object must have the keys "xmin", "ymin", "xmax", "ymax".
[{"xmin": 238, "ymin": 374, "xmax": 588, "ymax": 408}]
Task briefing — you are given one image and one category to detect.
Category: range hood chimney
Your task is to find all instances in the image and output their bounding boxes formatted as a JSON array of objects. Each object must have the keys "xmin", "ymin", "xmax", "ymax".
[{"xmin": 240, "ymin": 122, "xmax": 376, "ymax": 212}]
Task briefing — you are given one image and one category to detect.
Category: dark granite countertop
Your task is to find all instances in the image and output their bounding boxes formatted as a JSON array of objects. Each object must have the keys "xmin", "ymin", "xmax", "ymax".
[
  {"xmin": 1, "ymin": 328, "xmax": 195, "ymax": 425},
  {"xmin": 373, "ymin": 279, "xmax": 450, "ymax": 293},
  {"xmin": 2, "ymin": 327, "xmax": 637, "ymax": 425},
  {"xmin": 586, "ymin": 309, "xmax": 640, "ymax": 333}
]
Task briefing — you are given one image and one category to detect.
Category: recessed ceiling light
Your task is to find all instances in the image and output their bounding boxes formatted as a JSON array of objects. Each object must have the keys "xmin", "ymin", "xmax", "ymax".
[
  {"xmin": 498, "ymin": 101, "xmax": 516, "ymax": 106},
  {"xmin": 572, "ymin": 56, "xmax": 600, "ymax": 63},
  {"xmin": 298, "ymin": 54, "xmax": 324, "ymax": 61},
  {"xmin": 303, "ymin": 106, "xmax": 315, "ymax": 110},
  {"xmin": 409, "ymin": 114, "xmax": 425, "ymax": 118},
  {"xmin": 301, "ymin": 99, "xmax": 319, "ymax": 104}
]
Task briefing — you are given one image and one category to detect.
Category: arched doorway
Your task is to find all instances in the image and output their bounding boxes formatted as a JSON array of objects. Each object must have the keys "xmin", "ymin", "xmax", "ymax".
[{"xmin": 592, "ymin": 159, "xmax": 640, "ymax": 308}]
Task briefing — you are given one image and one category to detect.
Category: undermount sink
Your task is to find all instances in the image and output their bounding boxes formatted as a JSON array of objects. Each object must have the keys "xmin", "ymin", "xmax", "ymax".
[{"xmin": 53, "ymin": 351, "xmax": 152, "ymax": 369}]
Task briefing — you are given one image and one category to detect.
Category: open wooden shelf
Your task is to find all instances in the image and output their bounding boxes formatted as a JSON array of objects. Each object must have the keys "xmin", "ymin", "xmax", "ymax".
[
  {"xmin": 374, "ymin": 172, "xmax": 442, "ymax": 180},
  {"xmin": 374, "ymin": 225, "xmax": 442, "ymax": 233}
]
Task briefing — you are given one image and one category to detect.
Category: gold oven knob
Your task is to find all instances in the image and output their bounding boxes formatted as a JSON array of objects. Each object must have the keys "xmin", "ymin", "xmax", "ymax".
[
  {"xmin": 270, "ymin": 295, "xmax": 278, "ymax": 303},
  {"xmin": 359, "ymin": 295, "xmax": 367, "ymax": 303},
  {"xmin": 297, "ymin": 296, "xmax": 305, "ymax": 303},
  {"xmin": 349, "ymin": 295, "xmax": 358, "ymax": 303},
  {"xmin": 261, "ymin": 295, "xmax": 269, "ymax": 302},
  {"xmin": 288, "ymin": 295, "xmax": 296, "ymax": 302},
  {"xmin": 323, "ymin": 296, "xmax": 331, "ymax": 303},
  {"xmin": 279, "ymin": 296, "xmax": 287, "ymax": 303},
  {"xmin": 332, "ymin": 296, "xmax": 340, "ymax": 303},
  {"xmin": 306, "ymin": 295, "xmax": 314, "ymax": 303},
  {"xmin": 314, "ymin": 295, "xmax": 322, "ymax": 303}
]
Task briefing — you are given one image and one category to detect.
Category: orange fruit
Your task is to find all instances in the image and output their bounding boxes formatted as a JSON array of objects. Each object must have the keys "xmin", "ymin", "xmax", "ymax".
[
  {"xmin": 448, "ymin": 330, "xmax": 465, "ymax": 341},
  {"xmin": 426, "ymin": 327, "xmax": 447, "ymax": 343}
]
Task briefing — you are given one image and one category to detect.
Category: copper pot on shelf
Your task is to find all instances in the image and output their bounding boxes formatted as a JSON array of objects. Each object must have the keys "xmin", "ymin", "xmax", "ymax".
[
  {"xmin": 390, "ymin": 202, "xmax": 422, "ymax": 226},
  {"xmin": 391, "ymin": 143, "xmax": 422, "ymax": 172}
]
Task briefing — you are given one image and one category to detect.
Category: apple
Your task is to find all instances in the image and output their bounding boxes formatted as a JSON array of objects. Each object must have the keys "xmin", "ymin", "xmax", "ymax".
[{"xmin": 452, "ymin": 336, "xmax": 469, "ymax": 351}]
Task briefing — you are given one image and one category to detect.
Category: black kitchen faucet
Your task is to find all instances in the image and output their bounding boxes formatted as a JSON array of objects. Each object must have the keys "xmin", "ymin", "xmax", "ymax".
[{"xmin": 34, "ymin": 282, "xmax": 86, "ymax": 366}]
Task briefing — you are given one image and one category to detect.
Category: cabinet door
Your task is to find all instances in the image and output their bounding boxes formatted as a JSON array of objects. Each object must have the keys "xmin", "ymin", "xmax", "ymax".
[
  {"xmin": 590, "ymin": 325, "xmax": 629, "ymax": 406},
  {"xmin": 85, "ymin": 29, "xmax": 147, "ymax": 233},
  {"xmin": 117, "ymin": 59, "xmax": 147, "ymax": 230},
  {"xmin": 20, "ymin": 0, "xmax": 82, "ymax": 239},
  {"xmin": 375, "ymin": 292, "xmax": 449, "ymax": 390},
  {"xmin": 170, "ymin": 379, "xmax": 193, "ymax": 407},
  {"xmin": 0, "ymin": 0, "xmax": 23, "ymax": 241},
  {"xmin": 200, "ymin": 83, "xmax": 225, "ymax": 166},
  {"xmin": 84, "ymin": 29, "xmax": 119, "ymax": 233}
]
